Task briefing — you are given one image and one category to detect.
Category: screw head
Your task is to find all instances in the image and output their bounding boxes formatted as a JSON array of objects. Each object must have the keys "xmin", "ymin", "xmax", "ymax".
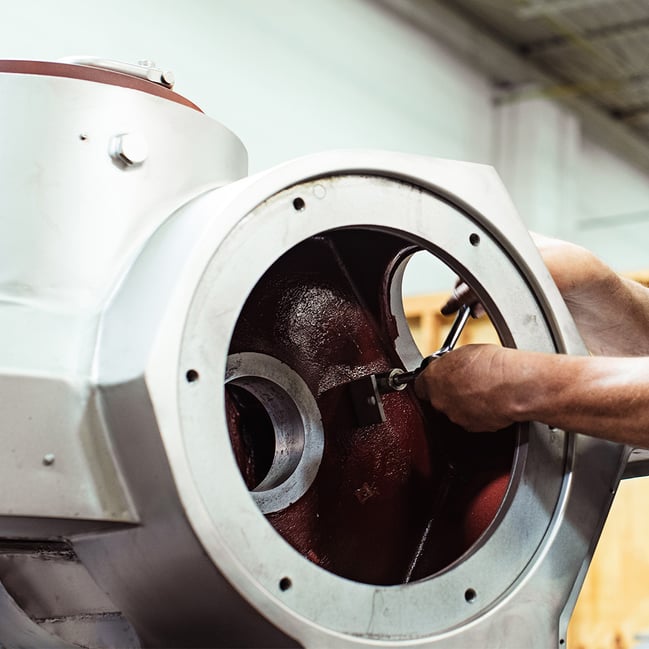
[
  {"xmin": 110, "ymin": 133, "xmax": 148, "ymax": 167},
  {"xmin": 160, "ymin": 70, "xmax": 175, "ymax": 88},
  {"xmin": 42, "ymin": 453, "xmax": 55, "ymax": 466}
]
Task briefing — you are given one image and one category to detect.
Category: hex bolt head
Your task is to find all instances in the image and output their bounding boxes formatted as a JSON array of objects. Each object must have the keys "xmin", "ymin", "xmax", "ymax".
[
  {"xmin": 160, "ymin": 69, "xmax": 175, "ymax": 88},
  {"xmin": 109, "ymin": 132, "xmax": 148, "ymax": 167}
]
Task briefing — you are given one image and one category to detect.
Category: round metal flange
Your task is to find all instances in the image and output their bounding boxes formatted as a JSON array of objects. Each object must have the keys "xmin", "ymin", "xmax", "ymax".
[
  {"xmin": 175, "ymin": 171, "xmax": 567, "ymax": 640},
  {"xmin": 225, "ymin": 352, "xmax": 324, "ymax": 514}
]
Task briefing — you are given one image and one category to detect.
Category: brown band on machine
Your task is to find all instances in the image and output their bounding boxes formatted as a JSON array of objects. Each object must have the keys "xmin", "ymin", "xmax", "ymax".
[{"xmin": 0, "ymin": 60, "xmax": 203, "ymax": 112}]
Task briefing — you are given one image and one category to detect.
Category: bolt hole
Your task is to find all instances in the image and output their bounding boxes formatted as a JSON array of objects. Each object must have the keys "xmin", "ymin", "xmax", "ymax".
[
  {"xmin": 279, "ymin": 577, "xmax": 292, "ymax": 591},
  {"xmin": 464, "ymin": 588, "xmax": 477, "ymax": 603},
  {"xmin": 469, "ymin": 233, "xmax": 481, "ymax": 246},
  {"xmin": 79, "ymin": 133, "xmax": 88, "ymax": 141},
  {"xmin": 292, "ymin": 197, "xmax": 306, "ymax": 211},
  {"xmin": 186, "ymin": 369, "xmax": 200, "ymax": 383},
  {"xmin": 559, "ymin": 640, "xmax": 565, "ymax": 646}
]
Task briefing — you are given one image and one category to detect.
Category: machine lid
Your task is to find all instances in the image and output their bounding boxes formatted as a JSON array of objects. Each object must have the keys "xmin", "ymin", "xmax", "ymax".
[{"xmin": 0, "ymin": 59, "xmax": 202, "ymax": 112}]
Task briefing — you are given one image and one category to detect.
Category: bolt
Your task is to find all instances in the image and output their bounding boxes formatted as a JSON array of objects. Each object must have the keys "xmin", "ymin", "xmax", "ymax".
[
  {"xmin": 109, "ymin": 133, "xmax": 148, "ymax": 167},
  {"xmin": 160, "ymin": 69, "xmax": 175, "ymax": 88},
  {"xmin": 42, "ymin": 453, "xmax": 55, "ymax": 466}
]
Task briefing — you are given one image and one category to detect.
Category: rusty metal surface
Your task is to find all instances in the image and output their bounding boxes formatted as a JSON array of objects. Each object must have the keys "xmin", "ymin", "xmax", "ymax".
[{"xmin": 227, "ymin": 229, "xmax": 514, "ymax": 585}]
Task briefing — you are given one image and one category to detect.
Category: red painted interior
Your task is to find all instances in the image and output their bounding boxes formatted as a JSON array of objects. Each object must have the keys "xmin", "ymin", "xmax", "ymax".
[{"xmin": 227, "ymin": 228, "xmax": 515, "ymax": 585}]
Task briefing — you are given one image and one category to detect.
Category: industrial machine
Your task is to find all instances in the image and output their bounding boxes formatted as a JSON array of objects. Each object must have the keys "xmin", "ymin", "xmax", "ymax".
[{"xmin": 0, "ymin": 58, "xmax": 638, "ymax": 648}]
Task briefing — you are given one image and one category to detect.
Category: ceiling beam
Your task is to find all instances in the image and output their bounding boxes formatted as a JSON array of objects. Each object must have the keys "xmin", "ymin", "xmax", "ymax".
[
  {"xmin": 517, "ymin": 0, "xmax": 614, "ymax": 19},
  {"xmin": 373, "ymin": 0, "xmax": 649, "ymax": 174},
  {"xmin": 522, "ymin": 18, "xmax": 649, "ymax": 55}
]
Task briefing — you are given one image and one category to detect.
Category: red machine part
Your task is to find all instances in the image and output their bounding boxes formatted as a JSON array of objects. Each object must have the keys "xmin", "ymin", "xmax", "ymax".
[{"xmin": 227, "ymin": 229, "xmax": 514, "ymax": 586}]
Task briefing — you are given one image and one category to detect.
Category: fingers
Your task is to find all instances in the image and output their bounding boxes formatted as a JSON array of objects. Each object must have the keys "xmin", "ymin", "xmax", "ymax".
[
  {"xmin": 414, "ymin": 367, "xmax": 430, "ymax": 400},
  {"xmin": 413, "ymin": 346, "xmax": 513, "ymax": 432}
]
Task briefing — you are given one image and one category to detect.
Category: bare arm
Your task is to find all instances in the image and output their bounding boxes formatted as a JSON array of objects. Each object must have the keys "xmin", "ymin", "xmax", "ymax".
[
  {"xmin": 424, "ymin": 234, "xmax": 649, "ymax": 446},
  {"xmin": 415, "ymin": 345, "xmax": 649, "ymax": 448},
  {"xmin": 443, "ymin": 234, "xmax": 649, "ymax": 356},
  {"xmin": 533, "ymin": 233, "xmax": 649, "ymax": 356}
]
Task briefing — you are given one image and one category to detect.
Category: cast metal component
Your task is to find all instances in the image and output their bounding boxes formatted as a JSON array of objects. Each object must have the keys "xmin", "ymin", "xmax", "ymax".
[
  {"xmin": 348, "ymin": 373, "xmax": 388, "ymax": 425},
  {"xmin": 0, "ymin": 57, "xmax": 640, "ymax": 649},
  {"xmin": 225, "ymin": 352, "xmax": 325, "ymax": 514}
]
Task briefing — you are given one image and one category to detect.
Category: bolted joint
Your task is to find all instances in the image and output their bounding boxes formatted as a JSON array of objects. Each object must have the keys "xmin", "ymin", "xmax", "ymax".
[{"xmin": 109, "ymin": 132, "xmax": 148, "ymax": 167}]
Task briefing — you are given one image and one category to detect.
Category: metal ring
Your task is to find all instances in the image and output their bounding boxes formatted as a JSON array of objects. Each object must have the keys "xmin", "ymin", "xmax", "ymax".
[{"xmin": 225, "ymin": 352, "xmax": 324, "ymax": 514}]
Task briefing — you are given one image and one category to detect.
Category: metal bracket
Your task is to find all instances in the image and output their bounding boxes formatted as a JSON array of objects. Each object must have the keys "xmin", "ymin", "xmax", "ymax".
[{"xmin": 58, "ymin": 56, "xmax": 175, "ymax": 89}]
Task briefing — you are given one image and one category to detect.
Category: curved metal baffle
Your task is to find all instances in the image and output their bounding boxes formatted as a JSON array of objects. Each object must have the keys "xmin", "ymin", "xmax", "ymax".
[{"xmin": 85, "ymin": 152, "xmax": 629, "ymax": 648}]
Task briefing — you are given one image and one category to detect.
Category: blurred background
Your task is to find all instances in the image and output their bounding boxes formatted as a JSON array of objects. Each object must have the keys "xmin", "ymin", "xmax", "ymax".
[{"xmin": 3, "ymin": 1, "xmax": 649, "ymax": 647}]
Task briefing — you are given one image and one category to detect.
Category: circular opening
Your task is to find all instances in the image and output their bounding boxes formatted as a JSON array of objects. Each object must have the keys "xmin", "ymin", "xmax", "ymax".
[
  {"xmin": 469, "ymin": 232, "xmax": 481, "ymax": 246},
  {"xmin": 225, "ymin": 353, "xmax": 324, "ymax": 515},
  {"xmin": 226, "ymin": 228, "xmax": 515, "ymax": 586},
  {"xmin": 186, "ymin": 369, "xmax": 200, "ymax": 383},
  {"xmin": 464, "ymin": 588, "xmax": 477, "ymax": 603},
  {"xmin": 226, "ymin": 376, "xmax": 304, "ymax": 492},
  {"xmin": 292, "ymin": 197, "xmax": 306, "ymax": 211},
  {"xmin": 279, "ymin": 577, "xmax": 292, "ymax": 592},
  {"xmin": 225, "ymin": 384, "xmax": 276, "ymax": 490}
]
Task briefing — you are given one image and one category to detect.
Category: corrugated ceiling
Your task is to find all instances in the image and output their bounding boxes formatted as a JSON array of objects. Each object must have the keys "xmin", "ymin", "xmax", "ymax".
[
  {"xmin": 452, "ymin": 0, "xmax": 649, "ymax": 128},
  {"xmin": 378, "ymin": 0, "xmax": 649, "ymax": 172}
]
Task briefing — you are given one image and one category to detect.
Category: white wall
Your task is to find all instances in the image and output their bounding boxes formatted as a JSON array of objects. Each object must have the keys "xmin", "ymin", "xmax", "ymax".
[
  {"xmin": 1, "ymin": 0, "xmax": 493, "ymax": 173},
  {"xmin": 573, "ymin": 140, "xmax": 649, "ymax": 273},
  {"xmin": 2, "ymin": 0, "xmax": 649, "ymax": 293}
]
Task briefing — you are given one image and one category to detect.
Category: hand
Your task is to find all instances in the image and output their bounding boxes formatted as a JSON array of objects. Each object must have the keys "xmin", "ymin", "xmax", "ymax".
[
  {"xmin": 415, "ymin": 344, "xmax": 518, "ymax": 432},
  {"xmin": 415, "ymin": 342, "xmax": 649, "ymax": 448}
]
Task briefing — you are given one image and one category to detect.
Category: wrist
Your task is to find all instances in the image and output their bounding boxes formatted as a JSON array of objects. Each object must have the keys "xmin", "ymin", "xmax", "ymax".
[{"xmin": 504, "ymin": 349, "xmax": 565, "ymax": 425}]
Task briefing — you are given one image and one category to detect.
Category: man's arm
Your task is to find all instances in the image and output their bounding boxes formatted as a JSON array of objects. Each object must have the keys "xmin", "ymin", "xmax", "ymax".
[
  {"xmin": 419, "ymin": 233, "xmax": 649, "ymax": 447},
  {"xmin": 532, "ymin": 233, "xmax": 649, "ymax": 356},
  {"xmin": 415, "ymin": 345, "xmax": 649, "ymax": 449},
  {"xmin": 443, "ymin": 234, "xmax": 649, "ymax": 356}
]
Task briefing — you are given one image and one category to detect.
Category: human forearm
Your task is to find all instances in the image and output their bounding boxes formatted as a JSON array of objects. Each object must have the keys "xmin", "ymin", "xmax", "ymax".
[
  {"xmin": 532, "ymin": 234, "xmax": 649, "ymax": 356},
  {"xmin": 415, "ymin": 345, "xmax": 649, "ymax": 449},
  {"xmin": 508, "ymin": 351, "xmax": 649, "ymax": 448},
  {"xmin": 560, "ymin": 272, "xmax": 649, "ymax": 356}
]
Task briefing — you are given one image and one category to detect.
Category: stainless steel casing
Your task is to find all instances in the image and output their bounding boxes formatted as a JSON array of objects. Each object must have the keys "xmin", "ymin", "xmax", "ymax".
[{"xmin": 0, "ymin": 64, "xmax": 630, "ymax": 649}]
